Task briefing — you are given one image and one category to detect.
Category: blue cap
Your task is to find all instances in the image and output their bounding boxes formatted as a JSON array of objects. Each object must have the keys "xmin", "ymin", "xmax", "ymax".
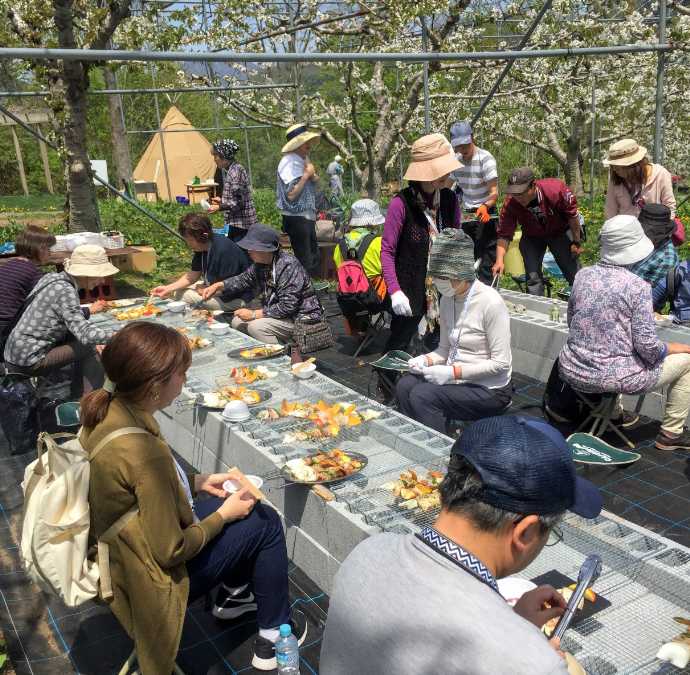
[
  {"xmin": 279, "ymin": 624, "xmax": 292, "ymax": 638},
  {"xmin": 450, "ymin": 120, "xmax": 473, "ymax": 147},
  {"xmin": 451, "ymin": 415, "xmax": 602, "ymax": 519}
]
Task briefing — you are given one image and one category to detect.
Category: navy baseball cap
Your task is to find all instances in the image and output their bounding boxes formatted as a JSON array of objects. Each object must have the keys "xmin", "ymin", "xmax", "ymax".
[
  {"xmin": 451, "ymin": 415, "xmax": 602, "ymax": 519},
  {"xmin": 450, "ymin": 120, "xmax": 473, "ymax": 147}
]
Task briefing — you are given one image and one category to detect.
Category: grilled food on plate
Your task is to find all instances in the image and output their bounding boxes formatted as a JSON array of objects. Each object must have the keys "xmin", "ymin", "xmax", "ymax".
[
  {"xmin": 202, "ymin": 386, "xmax": 262, "ymax": 408},
  {"xmin": 239, "ymin": 345, "xmax": 284, "ymax": 359},
  {"xmin": 230, "ymin": 365, "xmax": 276, "ymax": 384},
  {"xmin": 284, "ymin": 449, "xmax": 365, "ymax": 482}
]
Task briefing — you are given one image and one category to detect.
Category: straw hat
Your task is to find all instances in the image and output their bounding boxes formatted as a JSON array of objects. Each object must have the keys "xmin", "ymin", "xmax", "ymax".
[
  {"xmin": 64, "ymin": 244, "xmax": 119, "ymax": 277},
  {"xmin": 404, "ymin": 134, "xmax": 461, "ymax": 182},
  {"xmin": 599, "ymin": 215, "xmax": 654, "ymax": 266},
  {"xmin": 281, "ymin": 123, "xmax": 321, "ymax": 154},
  {"xmin": 603, "ymin": 139, "xmax": 648, "ymax": 167}
]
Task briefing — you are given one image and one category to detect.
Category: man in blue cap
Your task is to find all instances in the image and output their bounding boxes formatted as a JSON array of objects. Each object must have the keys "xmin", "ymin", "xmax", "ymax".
[
  {"xmin": 450, "ymin": 120, "xmax": 499, "ymax": 284},
  {"xmin": 320, "ymin": 415, "xmax": 600, "ymax": 675}
]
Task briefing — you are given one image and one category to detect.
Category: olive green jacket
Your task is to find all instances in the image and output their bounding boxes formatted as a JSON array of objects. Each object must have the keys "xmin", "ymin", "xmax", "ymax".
[{"xmin": 83, "ymin": 397, "xmax": 224, "ymax": 675}]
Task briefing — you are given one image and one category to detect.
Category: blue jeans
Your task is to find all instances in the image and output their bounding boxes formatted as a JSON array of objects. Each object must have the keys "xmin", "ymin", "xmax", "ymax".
[{"xmin": 187, "ymin": 498, "xmax": 290, "ymax": 629}]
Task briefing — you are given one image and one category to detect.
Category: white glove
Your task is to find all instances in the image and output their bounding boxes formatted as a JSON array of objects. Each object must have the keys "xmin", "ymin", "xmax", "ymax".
[
  {"xmin": 408, "ymin": 355, "xmax": 429, "ymax": 373},
  {"xmin": 391, "ymin": 290, "xmax": 412, "ymax": 317},
  {"xmin": 422, "ymin": 365, "xmax": 455, "ymax": 386}
]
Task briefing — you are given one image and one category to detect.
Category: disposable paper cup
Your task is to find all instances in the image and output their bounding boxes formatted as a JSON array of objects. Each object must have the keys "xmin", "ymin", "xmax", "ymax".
[
  {"xmin": 209, "ymin": 322, "xmax": 230, "ymax": 336},
  {"xmin": 223, "ymin": 475, "xmax": 264, "ymax": 494},
  {"xmin": 292, "ymin": 362, "xmax": 316, "ymax": 379},
  {"xmin": 200, "ymin": 199, "xmax": 211, "ymax": 211},
  {"xmin": 221, "ymin": 399, "xmax": 250, "ymax": 421},
  {"xmin": 496, "ymin": 577, "xmax": 537, "ymax": 607}
]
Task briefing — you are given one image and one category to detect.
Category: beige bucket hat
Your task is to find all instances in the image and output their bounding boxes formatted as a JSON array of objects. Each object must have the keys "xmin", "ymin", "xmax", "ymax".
[
  {"xmin": 64, "ymin": 244, "xmax": 119, "ymax": 277},
  {"xmin": 603, "ymin": 139, "xmax": 648, "ymax": 167},
  {"xmin": 281, "ymin": 123, "xmax": 321, "ymax": 154},
  {"xmin": 404, "ymin": 134, "xmax": 461, "ymax": 182}
]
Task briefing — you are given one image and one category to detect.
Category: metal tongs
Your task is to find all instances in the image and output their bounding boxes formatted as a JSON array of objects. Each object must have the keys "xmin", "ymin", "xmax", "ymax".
[{"xmin": 552, "ymin": 554, "xmax": 602, "ymax": 640}]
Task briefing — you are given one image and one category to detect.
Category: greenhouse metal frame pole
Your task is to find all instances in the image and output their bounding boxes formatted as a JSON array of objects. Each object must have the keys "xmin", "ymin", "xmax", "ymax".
[
  {"xmin": 654, "ymin": 0, "xmax": 667, "ymax": 164},
  {"xmin": 150, "ymin": 63, "xmax": 174, "ymax": 201},
  {"xmin": 0, "ymin": 44, "xmax": 673, "ymax": 64},
  {"xmin": 421, "ymin": 16, "xmax": 431, "ymax": 133},
  {"xmin": 471, "ymin": 0, "xmax": 553, "ymax": 126},
  {"xmin": 0, "ymin": 83, "xmax": 296, "ymax": 97},
  {"xmin": 589, "ymin": 77, "xmax": 596, "ymax": 206},
  {"xmin": 0, "ymin": 102, "xmax": 185, "ymax": 242}
]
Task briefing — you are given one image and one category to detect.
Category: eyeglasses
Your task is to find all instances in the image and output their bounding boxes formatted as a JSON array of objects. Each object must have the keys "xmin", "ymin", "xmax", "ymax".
[
  {"xmin": 545, "ymin": 525, "xmax": 564, "ymax": 547},
  {"xmin": 78, "ymin": 284, "xmax": 113, "ymax": 301},
  {"xmin": 513, "ymin": 517, "xmax": 563, "ymax": 547}
]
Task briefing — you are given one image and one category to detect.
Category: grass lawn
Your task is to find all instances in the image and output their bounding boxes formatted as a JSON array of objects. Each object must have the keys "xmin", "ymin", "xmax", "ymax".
[{"xmin": 0, "ymin": 194, "xmax": 65, "ymax": 213}]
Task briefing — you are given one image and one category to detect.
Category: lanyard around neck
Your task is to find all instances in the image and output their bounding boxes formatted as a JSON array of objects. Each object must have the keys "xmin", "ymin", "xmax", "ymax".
[
  {"xmin": 415, "ymin": 526, "xmax": 500, "ymax": 595},
  {"xmin": 447, "ymin": 281, "xmax": 477, "ymax": 365}
]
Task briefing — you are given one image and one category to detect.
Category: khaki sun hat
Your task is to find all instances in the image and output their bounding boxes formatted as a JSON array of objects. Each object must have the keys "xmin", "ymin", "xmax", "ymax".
[
  {"xmin": 603, "ymin": 139, "xmax": 648, "ymax": 167},
  {"xmin": 404, "ymin": 134, "xmax": 461, "ymax": 182},
  {"xmin": 281, "ymin": 123, "xmax": 321, "ymax": 154},
  {"xmin": 64, "ymin": 244, "xmax": 119, "ymax": 277}
]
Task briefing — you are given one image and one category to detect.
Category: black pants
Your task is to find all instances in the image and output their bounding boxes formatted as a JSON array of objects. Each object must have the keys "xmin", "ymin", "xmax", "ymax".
[
  {"xmin": 385, "ymin": 313, "xmax": 424, "ymax": 353},
  {"xmin": 226, "ymin": 225, "xmax": 248, "ymax": 242},
  {"xmin": 282, "ymin": 215, "xmax": 319, "ymax": 276},
  {"xmin": 396, "ymin": 374, "xmax": 512, "ymax": 433},
  {"xmin": 462, "ymin": 214, "xmax": 498, "ymax": 285},
  {"xmin": 519, "ymin": 232, "xmax": 579, "ymax": 295}
]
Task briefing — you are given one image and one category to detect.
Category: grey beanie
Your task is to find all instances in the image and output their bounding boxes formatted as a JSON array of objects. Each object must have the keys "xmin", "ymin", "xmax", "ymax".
[{"xmin": 427, "ymin": 228, "xmax": 476, "ymax": 281}]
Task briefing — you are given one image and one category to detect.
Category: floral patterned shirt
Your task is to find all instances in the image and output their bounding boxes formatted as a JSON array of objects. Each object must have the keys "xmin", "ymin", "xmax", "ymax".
[{"xmin": 559, "ymin": 263, "xmax": 667, "ymax": 394}]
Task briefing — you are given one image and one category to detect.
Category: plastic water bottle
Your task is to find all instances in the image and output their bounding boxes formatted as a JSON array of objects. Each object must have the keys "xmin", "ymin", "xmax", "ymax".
[
  {"xmin": 275, "ymin": 624, "xmax": 300, "ymax": 674},
  {"xmin": 549, "ymin": 300, "xmax": 560, "ymax": 322}
]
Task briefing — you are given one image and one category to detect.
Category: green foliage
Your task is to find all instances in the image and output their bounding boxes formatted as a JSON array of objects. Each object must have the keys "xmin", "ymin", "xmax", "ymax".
[
  {"xmin": 0, "ymin": 194, "xmax": 65, "ymax": 212},
  {"xmin": 251, "ymin": 188, "xmax": 281, "ymax": 229}
]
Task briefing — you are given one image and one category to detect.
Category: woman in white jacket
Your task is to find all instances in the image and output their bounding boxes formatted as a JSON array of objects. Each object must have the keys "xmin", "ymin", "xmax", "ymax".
[{"xmin": 396, "ymin": 229, "xmax": 512, "ymax": 433}]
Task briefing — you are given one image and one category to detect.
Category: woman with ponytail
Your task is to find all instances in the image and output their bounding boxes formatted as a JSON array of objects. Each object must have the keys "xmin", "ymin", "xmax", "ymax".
[{"xmin": 82, "ymin": 322, "xmax": 306, "ymax": 674}]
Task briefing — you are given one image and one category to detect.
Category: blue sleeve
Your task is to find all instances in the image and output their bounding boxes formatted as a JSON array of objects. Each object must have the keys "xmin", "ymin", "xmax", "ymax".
[{"xmin": 651, "ymin": 276, "xmax": 668, "ymax": 312}]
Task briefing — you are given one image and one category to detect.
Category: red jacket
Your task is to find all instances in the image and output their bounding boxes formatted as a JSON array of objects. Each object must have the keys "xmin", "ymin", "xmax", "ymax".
[{"xmin": 498, "ymin": 178, "xmax": 578, "ymax": 240}]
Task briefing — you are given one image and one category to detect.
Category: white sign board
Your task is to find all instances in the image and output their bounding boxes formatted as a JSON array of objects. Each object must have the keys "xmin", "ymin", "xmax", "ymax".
[{"xmin": 90, "ymin": 159, "xmax": 109, "ymax": 186}]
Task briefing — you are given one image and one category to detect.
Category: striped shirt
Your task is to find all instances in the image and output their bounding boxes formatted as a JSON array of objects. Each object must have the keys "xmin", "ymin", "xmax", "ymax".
[{"xmin": 451, "ymin": 147, "xmax": 498, "ymax": 209}]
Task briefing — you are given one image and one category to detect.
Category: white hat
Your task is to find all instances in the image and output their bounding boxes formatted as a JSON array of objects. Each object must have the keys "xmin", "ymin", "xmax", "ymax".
[
  {"xmin": 64, "ymin": 244, "xmax": 119, "ymax": 277},
  {"xmin": 334, "ymin": 154, "xmax": 343, "ymax": 162},
  {"xmin": 349, "ymin": 199, "xmax": 385, "ymax": 228},
  {"xmin": 281, "ymin": 123, "xmax": 321, "ymax": 154},
  {"xmin": 599, "ymin": 215, "xmax": 654, "ymax": 266}
]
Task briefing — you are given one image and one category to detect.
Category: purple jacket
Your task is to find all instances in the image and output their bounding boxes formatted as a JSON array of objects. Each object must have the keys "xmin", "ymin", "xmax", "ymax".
[{"xmin": 559, "ymin": 264, "xmax": 666, "ymax": 394}]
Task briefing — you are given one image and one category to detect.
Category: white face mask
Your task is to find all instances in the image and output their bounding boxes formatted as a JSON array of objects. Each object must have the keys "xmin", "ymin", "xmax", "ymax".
[{"xmin": 433, "ymin": 278, "xmax": 456, "ymax": 297}]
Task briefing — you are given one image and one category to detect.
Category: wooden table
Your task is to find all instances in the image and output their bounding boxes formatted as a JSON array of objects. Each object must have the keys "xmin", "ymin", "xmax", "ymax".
[{"xmin": 186, "ymin": 183, "xmax": 217, "ymax": 204}]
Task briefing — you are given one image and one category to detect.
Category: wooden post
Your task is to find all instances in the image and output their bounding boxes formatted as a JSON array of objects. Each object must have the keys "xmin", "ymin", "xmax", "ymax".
[
  {"xmin": 36, "ymin": 125, "xmax": 54, "ymax": 194},
  {"xmin": 10, "ymin": 126, "xmax": 29, "ymax": 196}
]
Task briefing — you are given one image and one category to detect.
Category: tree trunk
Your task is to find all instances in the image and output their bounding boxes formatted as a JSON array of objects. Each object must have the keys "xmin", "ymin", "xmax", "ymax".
[
  {"xmin": 104, "ymin": 65, "xmax": 132, "ymax": 189},
  {"xmin": 564, "ymin": 106, "xmax": 586, "ymax": 196},
  {"xmin": 54, "ymin": 0, "xmax": 100, "ymax": 233},
  {"xmin": 362, "ymin": 163, "xmax": 384, "ymax": 199}
]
